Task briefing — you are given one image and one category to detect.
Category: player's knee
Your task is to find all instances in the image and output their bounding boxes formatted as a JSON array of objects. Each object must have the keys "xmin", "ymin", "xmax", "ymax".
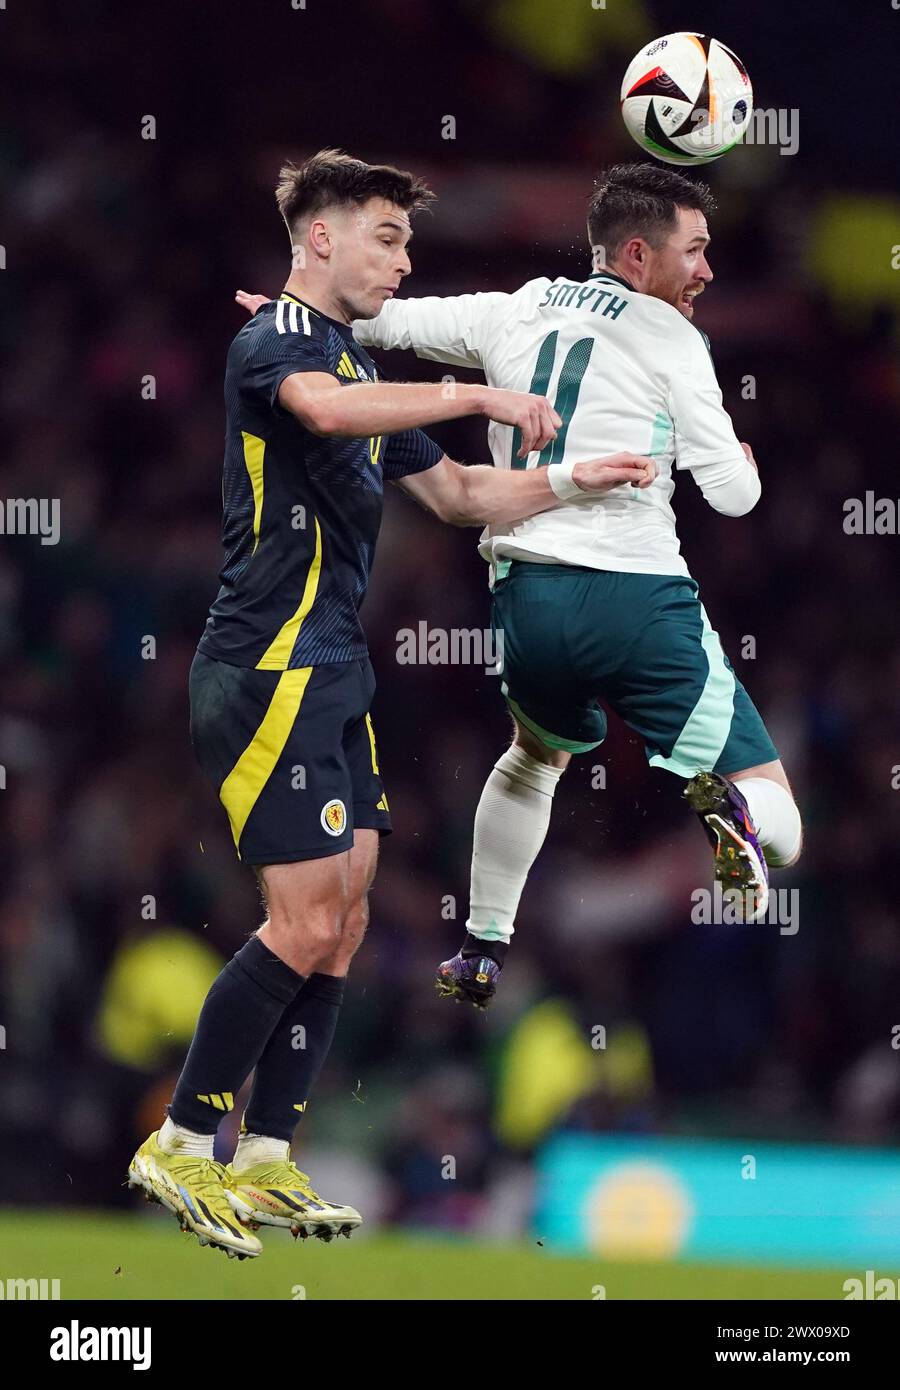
[
  {"xmin": 512, "ymin": 718, "xmax": 570, "ymax": 770},
  {"xmin": 761, "ymin": 784, "xmax": 803, "ymax": 869},
  {"xmin": 769, "ymin": 817, "xmax": 803, "ymax": 869},
  {"xmin": 266, "ymin": 897, "xmax": 343, "ymax": 960},
  {"xmin": 339, "ymin": 894, "xmax": 370, "ymax": 958},
  {"xmin": 513, "ymin": 735, "xmax": 570, "ymax": 771},
  {"xmin": 499, "ymin": 741, "xmax": 568, "ymax": 797},
  {"xmin": 306, "ymin": 905, "xmax": 345, "ymax": 960}
]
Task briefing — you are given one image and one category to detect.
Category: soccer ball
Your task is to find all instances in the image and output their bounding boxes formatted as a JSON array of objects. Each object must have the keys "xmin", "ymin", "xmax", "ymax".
[{"xmin": 620, "ymin": 32, "xmax": 753, "ymax": 166}]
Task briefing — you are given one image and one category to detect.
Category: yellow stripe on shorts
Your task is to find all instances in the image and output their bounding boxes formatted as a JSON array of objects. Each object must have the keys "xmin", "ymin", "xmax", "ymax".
[
  {"xmin": 364, "ymin": 712, "xmax": 380, "ymax": 773},
  {"xmin": 219, "ymin": 666, "xmax": 314, "ymax": 854},
  {"xmin": 365, "ymin": 712, "xmax": 389, "ymax": 812}
]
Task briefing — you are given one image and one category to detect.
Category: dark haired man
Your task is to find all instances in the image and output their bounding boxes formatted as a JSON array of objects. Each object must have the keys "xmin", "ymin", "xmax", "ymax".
[
  {"xmin": 349, "ymin": 160, "xmax": 803, "ymax": 1008},
  {"xmin": 127, "ymin": 150, "xmax": 654, "ymax": 1257}
]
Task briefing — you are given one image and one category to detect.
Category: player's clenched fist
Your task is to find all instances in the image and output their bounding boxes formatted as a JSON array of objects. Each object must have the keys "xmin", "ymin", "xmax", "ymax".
[
  {"xmin": 478, "ymin": 389, "xmax": 562, "ymax": 459},
  {"xmin": 572, "ymin": 452, "xmax": 658, "ymax": 492}
]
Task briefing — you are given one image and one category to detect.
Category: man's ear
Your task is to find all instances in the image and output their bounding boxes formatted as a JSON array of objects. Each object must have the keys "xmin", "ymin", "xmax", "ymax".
[
  {"xmin": 308, "ymin": 218, "xmax": 332, "ymax": 261},
  {"xmin": 618, "ymin": 236, "xmax": 651, "ymax": 279}
]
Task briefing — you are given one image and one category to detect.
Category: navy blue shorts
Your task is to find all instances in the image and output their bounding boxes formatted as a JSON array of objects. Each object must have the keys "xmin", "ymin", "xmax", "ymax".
[{"xmin": 189, "ymin": 651, "xmax": 392, "ymax": 865}]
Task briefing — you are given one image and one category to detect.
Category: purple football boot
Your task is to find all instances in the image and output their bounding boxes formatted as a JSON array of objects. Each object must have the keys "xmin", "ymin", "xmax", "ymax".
[
  {"xmin": 435, "ymin": 941, "xmax": 503, "ymax": 1010},
  {"xmin": 684, "ymin": 771, "xmax": 769, "ymax": 923}
]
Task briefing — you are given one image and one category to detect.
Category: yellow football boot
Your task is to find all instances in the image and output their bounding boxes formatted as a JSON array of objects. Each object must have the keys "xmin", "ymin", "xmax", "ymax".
[
  {"xmin": 128, "ymin": 1131, "xmax": 262, "ymax": 1259},
  {"xmin": 224, "ymin": 1159, "xmax": 362, "ymax": 1241}
]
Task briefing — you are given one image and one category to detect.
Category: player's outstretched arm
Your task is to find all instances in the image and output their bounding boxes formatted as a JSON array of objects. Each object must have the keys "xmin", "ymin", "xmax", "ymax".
[
  {"xmin": 277, "ymin": 372, "xmax": 561, "ymax": 459},
  {"xmin": 352, "ymin": 291, "xmax": 510, "ymax": 370},
  {"xmin": 395, "ymin": 453, "xmax": 657, "ymax": 527},
  {"xmin": 239, "ymin": 287, "xmax": 508, "ymax": 373},
  {"xmin": 232, "ymin": 292, "xmax": 560, "ymax": 456}
]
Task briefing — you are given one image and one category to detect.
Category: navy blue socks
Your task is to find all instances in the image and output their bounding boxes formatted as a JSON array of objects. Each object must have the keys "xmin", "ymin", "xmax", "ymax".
[
  {"xmin": 169, "ymin": 936, "xmax": 304, "ymax": 1133},
  {"xmin": 242, "ymin": 972, "xmax": 346, "ymax": 1142}
]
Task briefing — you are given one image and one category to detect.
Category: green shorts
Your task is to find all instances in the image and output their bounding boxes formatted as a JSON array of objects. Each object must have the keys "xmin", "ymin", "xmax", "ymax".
[{"xmin": 491, "ymin": 562, "xmax": 777, "ymax": 777}]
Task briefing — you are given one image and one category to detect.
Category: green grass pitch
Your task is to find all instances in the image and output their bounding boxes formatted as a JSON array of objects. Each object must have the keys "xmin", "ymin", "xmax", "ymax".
[{"xmin": 0, "ymin": 1209, "xmax": 860, "ymax": 1300}]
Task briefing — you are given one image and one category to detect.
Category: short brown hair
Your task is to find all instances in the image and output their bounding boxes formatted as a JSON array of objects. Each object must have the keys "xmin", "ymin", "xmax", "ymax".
[
  {"xmin": 275, "ymin": 148, "xmax": 434, "ymax": 238},
  {"xmin": 587, "ymin": 162, "xmax": 715, "ymax": 261}
]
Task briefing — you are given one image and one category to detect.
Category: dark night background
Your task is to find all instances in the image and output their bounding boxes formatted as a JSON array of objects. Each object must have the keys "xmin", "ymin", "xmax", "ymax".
[{"xmin": 1, "ymin": 0, "xmax": 899, "ymax": 1239}]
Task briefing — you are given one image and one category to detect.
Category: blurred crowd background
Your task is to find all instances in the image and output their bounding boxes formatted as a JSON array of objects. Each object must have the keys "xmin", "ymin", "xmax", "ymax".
[{"xmin": 2, "ymin": 0, "xmax": 899, "ymax": 1235}]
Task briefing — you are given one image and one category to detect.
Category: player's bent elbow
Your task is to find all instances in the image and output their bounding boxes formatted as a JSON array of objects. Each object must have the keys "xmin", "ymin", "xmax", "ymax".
[
  {"xmin": 435, "ymin": 498, "xmax": 475, "ymax": 526},
  {"xmin": 709, "ymin": 495, "xmax": 757, "ymax": 518},
  {"xmin": 439, "ymin": 464, "xmax": 480, "ymax": 526},
  {"xmin": 280, "ymin": 381, "xmax": 343, "ymax": 436},
  {"xmin": 302, "ymin": 396, "xmax": 343, "ymax": 436},
  {"xmin": 705, "ymin": 482, "xmax": 761, "ymax": 517}
]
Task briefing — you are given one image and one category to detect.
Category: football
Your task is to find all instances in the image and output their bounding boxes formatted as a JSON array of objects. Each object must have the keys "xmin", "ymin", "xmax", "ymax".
[{"xmin": 620, "ymin": 32, "xmax": 753, "ymax": 166}]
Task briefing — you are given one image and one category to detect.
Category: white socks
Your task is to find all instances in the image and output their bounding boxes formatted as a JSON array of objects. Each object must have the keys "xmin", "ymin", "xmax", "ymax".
[
  {"xmin": 733, "ymin": 776, "xmax": 802, "ymax": 867},
  {"xmin": 158, "ymin": 1116, "xmax": 290, "ymax": 1168},
  {"xmin": 232, "ymin": 1133, "xmax": 290, "ymax": 1171},
  {"xmin": 467, "ymin": 744, "xmax": 565, "ymax": 944},
  {"xmin": 158, "ymin": 1115, "xmax": 214, "ymax": 1159}
]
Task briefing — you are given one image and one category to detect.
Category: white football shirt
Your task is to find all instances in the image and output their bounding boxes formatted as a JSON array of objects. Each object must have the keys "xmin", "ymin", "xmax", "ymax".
[{"xmin": 354, "ymin": 271, "xmax": 760, "ymax": 579}]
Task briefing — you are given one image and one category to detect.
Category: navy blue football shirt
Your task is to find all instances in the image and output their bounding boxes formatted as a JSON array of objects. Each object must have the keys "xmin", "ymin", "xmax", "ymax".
[{"xmin": 199, "ymin": 291, "xmax": 442, "ymax": 669}]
